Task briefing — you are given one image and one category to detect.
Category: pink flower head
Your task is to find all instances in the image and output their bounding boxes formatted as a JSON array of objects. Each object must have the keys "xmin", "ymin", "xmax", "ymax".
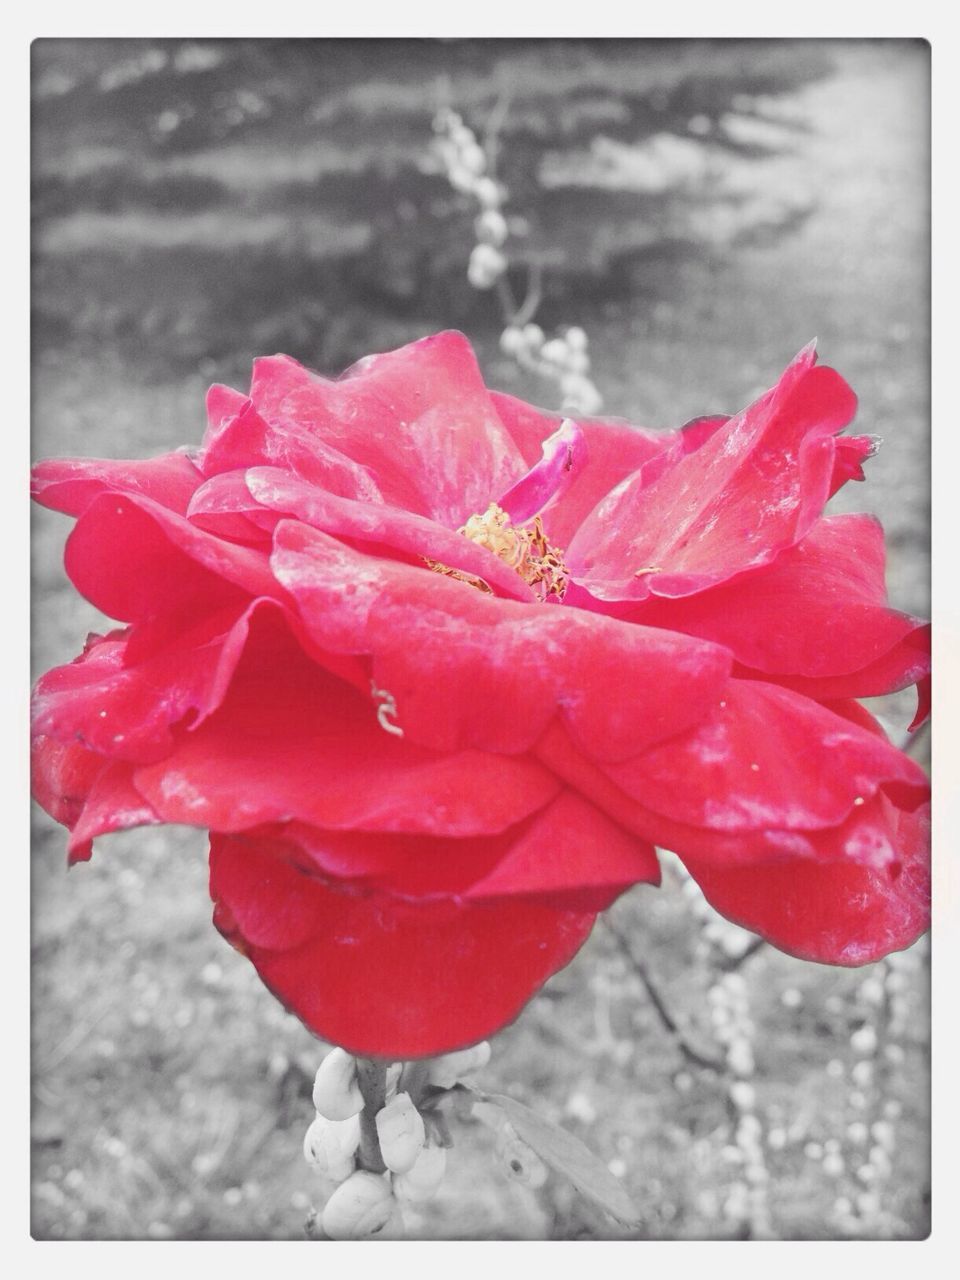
[{"xmin": 32, "ymin": 332, "xmax": 930, "ymax": 1058}]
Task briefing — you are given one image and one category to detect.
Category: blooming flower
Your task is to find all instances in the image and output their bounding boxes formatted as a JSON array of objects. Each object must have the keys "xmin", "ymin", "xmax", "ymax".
[{"xmin": 31, "ymin": 332, "xmax": 930, "ymax": 1057}]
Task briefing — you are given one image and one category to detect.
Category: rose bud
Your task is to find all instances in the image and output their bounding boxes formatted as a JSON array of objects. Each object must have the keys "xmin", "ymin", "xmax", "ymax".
[
  {"xmin": 303, "ymin": 1113, "xmax": 361, "ymax": 1183},
  {"xmin": 427, "ymin": 1041, "xmax": 492, "ymax": 1089},
  {"xmin": 320, "ymin": 1170, "xmax": 402, "ymax": 1241},
  {"xmin": 393, "ymin": 1142, "xmax": 448, "ymax": 1202},
  {"xmin": 496, "ymin": 1123, "xmax": 548, "ymax": 1188},
  {"xmin": 312, "ymin": 1047, "xmax": 364, "ymax": 1121},
  {"xmin": 375, "ymin": 1091, "xmax": 425, "ymax": 1174}
]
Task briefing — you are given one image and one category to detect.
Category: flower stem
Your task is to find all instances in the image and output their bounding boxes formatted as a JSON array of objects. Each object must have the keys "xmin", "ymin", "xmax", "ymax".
[{"xmin": 355, "ymin": 1058, "xmax": 387, "ymax": 1173}]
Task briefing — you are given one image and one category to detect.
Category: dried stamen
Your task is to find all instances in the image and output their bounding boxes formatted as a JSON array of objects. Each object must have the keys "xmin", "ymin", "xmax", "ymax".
[
  {"xmin": 427, "ymin": 502, "xmax": 568, "ymax": 602},
  {"xmin": 371, "ymin": 681, "xmax": 404, "ymax": 737}
]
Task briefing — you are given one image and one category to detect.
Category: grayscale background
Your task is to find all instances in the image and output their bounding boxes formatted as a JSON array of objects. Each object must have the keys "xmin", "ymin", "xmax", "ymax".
[{"xmin": 31, "ymin": 38, "xmax": 930, "ymax": 1240}]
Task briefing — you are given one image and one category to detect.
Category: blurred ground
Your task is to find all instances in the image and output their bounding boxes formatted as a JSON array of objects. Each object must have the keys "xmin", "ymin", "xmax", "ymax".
[{"xmin": 30, "ymin": 38, "xmax": 930, "ymax": 1239}]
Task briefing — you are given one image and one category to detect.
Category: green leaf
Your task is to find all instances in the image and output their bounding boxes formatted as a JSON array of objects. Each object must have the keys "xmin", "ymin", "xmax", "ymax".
[{"xmin": 479, "ymin": 1092, "xmax": 640, "ymax": 1226}]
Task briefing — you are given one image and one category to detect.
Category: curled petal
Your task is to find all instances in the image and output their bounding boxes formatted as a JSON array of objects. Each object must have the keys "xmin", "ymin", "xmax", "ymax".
[
  {"xmin": 830, "ymin": 433, "xmax": 880, "ymax": 495},
  {"xmin": 68, "ymin": 762, "xmax": 162, "ymax": 861},
  {"xmin": 200, "ymin": 391, "xmax": 385, "ymax": 502},
  {"xmin": 491, "ymin": 392, "xmax": 721, "ymax": 548},
  {"xmin": 243, "ymin": 468, "xmax": 534, "ymax": 601},
  {"xmin": 496, "ymin": 418, "xmax": 588, "ymax": 525},
  {"xmin": 32, "ymin": 600, "xmax": 280, "ymax": 765}
]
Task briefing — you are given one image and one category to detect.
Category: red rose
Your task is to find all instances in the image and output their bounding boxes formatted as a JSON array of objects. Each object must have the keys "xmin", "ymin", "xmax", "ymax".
[{"xmin": 32, "ymin": 332, "xmax": 930, "ymax": 1058}]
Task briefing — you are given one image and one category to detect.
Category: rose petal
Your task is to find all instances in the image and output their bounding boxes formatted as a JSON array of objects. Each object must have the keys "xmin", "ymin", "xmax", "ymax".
[
  {"xmin": 248, "ymin": 332, "xmax": 526, "ymax": 525},
  {"xmin": 200, "ymin": 391, "xmax": 385, "ymax": 502},
  {"xmin": 271, "ymin": 520, "xmax": 733, "ymax": 761},
  {"xmin": 32, "ymin": 734, "xmax": 104, "ymax": 838},
  {"xmin": 830, "ymin": 433, "xmax": 879, "ymax": 495},
  {"xmin": 491, "ymin": 392, "xmax": 724, "ymax": 549},
  {"xmin": 32, "ymin": 600, "xmax": 276, "ymax": 764},
  {"xmin": 32, "ymin": 451, "xmax": 203, "ymax": 519},
  {"xmin": 243, "ymin": 468, "xmax": 534, "ymax": 601},
  {"xmin": 64, "ymin": 492, "xmax": 284, "ymax": 624},
  {"xmin": 132, "ymin": 606, "xmax": 560, "ymax": 837},
  {"xmin": 209, "ymin": 830, "xmax": 597, "ymax": 1057},
  {"xmin": 282, "ymin": 787, "xmax": 659, "ymax": 911},
  {"xmin": 569, "ymin": 345, "xmax": 860, "ymax": 600},
  {"xmin": 534, "ymin": 718, "xmax": 918, "ymax": 873},
  {"xmin": 68, "ymin": 761, "xmax": 161, "ymax": 859},
  {"xmin": 603, "ymin": 679, "xmax": 928, "ymax": 834},
  {"xmin": 609, "ymin": 514, "xmax": 930, "ymax": 705},
  {"xmin": 496, "ymin": 418, "xmax": 588, "ymax": 525},
  {"xmin": 679, "ymin": 798, "xmax": 930, "ymax": 965},
  {"xmin": 186, "ymin": 470, "xmax": 277, "ymax": 544}
]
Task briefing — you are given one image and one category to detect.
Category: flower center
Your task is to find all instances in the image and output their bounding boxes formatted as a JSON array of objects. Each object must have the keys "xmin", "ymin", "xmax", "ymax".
[{"xmin": 427, "ymin": 502, "xmax": 569, "ymax": 602}]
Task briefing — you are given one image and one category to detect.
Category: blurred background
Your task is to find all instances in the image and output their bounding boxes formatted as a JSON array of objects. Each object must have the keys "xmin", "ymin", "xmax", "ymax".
[{"xmin": 31, "ymin": 38, "xmax": 930, "ymax": 1240}]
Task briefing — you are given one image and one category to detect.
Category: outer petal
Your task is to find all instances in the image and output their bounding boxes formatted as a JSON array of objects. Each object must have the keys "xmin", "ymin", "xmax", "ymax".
[
  {"xmin": 186, "ymin": 469, "xmax": 277, "ymax": 545},
  {"xmin": 569, "ymin": 345, "xmax": 860, "ymax": 600},
  {"xmin": 130, "ymin": 606, "xmax": 560, "ymax": 838},
  {"xmin": 603, "ymin": 679, "xmax": 927, "ymax": 834},
  {"xmin": 279, "ymin": 787, "xmax": 660, "ymax": 912},
  {"xmin": 64, "ymin": 491, "xmax": 284, "ymax": 624},
  {"xmin": 31, "ymin": 451, "xmax": 203, "ymax": 519},
  {"xmin": 534, "ymin": 718, "xmax": 922, "ymax": 873},
  {"xmin": 270, "ymin": 520, "xmax": 733, "ymax": 762},
  {"xmin": 679, "ymin": 798, "xmax": 930, "ymax": 965},
  {"xmin": 68, "ymin": 762, "xmax": 162, "ymax": 861},
  {"xmin": 611, "ymin": 514, "xmax": 930, "ymax": 706},
  {"xmin": 31, "ymin": 736, "xmax": 161, "ymax": 864},
  {"xmin": 209, "ymin": 830, "xmax": 598, "ymax": 1058},
  {"xmin": 31, "ymin": 735, "xmax": 104, "ymax": 836},
  {"xmin": 830, "ymin": 433, "xmax": 880, "ymax": 495},
  {"xmin": 248, "ymin": 332, "xmax": 526, "ymax": 526},
  {"xmin": 32, "ymin": 601, "xmax": 271, "ymax": 765}
]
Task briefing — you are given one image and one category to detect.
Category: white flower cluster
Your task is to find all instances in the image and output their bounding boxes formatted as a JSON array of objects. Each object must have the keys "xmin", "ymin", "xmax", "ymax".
[
  {"xmin": 499, "ymin": 323, "xmax": 603, "ymax": 416},
  {"xmin": 303, "ymin": 1043, "xmax": 489, "ymax": 1239},
  {"xmin": 832, "ymin": 946, "xmax": 922, "ymax": 1236},
  {"xmin": 433, "ymin": 108, "xmax": 508, "ymax": 290},
  {"xmin": 709, "ymin": 971, "xmax": 774, "ymax": 1238},
  {"xmin": 433, "ymin": 104, "xmax": 604, "ymax": 418}
]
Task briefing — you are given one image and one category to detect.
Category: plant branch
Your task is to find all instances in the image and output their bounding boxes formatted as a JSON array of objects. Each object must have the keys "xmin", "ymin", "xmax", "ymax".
[
  {"xmin": 603, "ymin": 920, "xmax": 725, "ymax": 1071},
  {"xmin": 355, "ymin": 1058, "xmax": 387, "ymax": 1173},
  {"xmin": 717, "ymin": 936, "xmax": 767, "ymax": 973}
]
